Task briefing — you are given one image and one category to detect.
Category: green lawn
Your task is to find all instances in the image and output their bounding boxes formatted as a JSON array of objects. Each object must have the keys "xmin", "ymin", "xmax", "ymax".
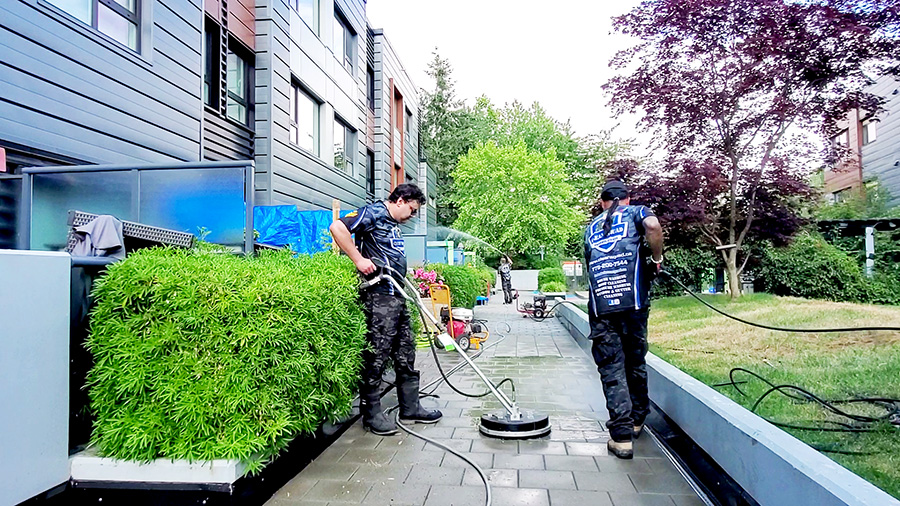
[{"xmin": 647, "ymin": 293, "xmax": 900, "ymax": 500}]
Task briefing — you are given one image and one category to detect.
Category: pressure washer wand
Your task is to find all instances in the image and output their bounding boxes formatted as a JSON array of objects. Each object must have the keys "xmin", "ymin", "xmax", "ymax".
[{"xmin": 360, "ymin": 267, "xmax": 520, "ymax": 419}]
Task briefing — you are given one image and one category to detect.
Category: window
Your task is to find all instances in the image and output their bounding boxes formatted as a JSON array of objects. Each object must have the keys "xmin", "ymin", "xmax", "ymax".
[
  {"xmin": 334, "ymin": 115, "xmax": 354, "ymax": 175},
  {"xmin": 831, "ymin": 129, "xmax": 849, "ymax": 149},
  {"xmin": 48, "ymin": 0, "xmax": 140, "ymax": 51},
  {"xmin": 366, "ymin": 149, "xmax": 375, "ymax": 196},
  {"xmin": 291, "ymin": 0, "xmax": 318, "ymax": 34},
  {"xmin": 367, "ymin": 66, "xmax": 375, "ymax": 112},
  {"xmin": 862, "ymin": 119, "xmax": 877, "ymax": 145},
  {"xmin": 226, "ymin": 46, "xmax": 251, "ymax": 124},
  {"xmin": 291, "ymin": 83, "xmax": 320, "ymax": 155},
  {"xmin": 333, "ymin": 10, "xmax": 354, "ymax": 73},
  {"xmin": 405, "ymin": 108, "xmax": 412, "ymax": 137},
  {"xmin": 203, "ymin": 18, "xmax": 220, "ymax": 109}
]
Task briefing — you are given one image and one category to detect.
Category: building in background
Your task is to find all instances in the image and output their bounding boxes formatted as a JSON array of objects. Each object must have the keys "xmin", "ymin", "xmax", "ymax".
[
  {"xmin": 0, "ymin": 0, "xmax": 434, "ymax": 248},
  {"xmin": 824, "ymin": 74, "xmax": 900, "ymax": 206}
]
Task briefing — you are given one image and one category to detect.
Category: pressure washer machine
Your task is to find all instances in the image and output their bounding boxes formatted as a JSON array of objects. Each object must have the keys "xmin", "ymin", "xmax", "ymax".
[{"xmin": 360, "ymin": 262, "xmax": 551, "ymax": 440}]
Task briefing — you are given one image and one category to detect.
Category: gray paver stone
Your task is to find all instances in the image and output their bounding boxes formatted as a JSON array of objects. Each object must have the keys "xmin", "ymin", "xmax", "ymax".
[
  {"xmin": 462, "ymin": 467, "xmax": 518, "ymax": 488},
  {"xmin": 630, "ymin": 472, "xmax": 697, "ymax": 495},
  {"xmin": 572, "ymin": 471, "xmax": 637, "ymax": 493},
  {"xmin": 440, "ymin": 452, "xmax": 493, "ymax": 469},
  {"xmin": 404, "ymin": 465, "xmax": 465, "ymax": 486},
  {"xmin": 566, "ymin": 442, "xmax": 609, "ymax": 456},
  {"xmin": 422, "ymin": 485, "xmax": 488, "ymax": 506},
  {"xmin": 544, "ymin": 454, "xmax": 599, "ymax": 472},
  {"xmin": 518, "ymin": 469, "xmax": 577, "ymax": 490},
  {"xmin": 609, "ymin": 493, "xmax": 677, "ymax": 506},
  {"xmin": 492, "ymin": 453, "xmax": 545, "ymax": 470},
  {"xmin": 490, "ymin": 487, "xmax": 550, "ymax": 506},
  {"xmin": 548, "ymin": 489, "xmax": 615, "ymax": 506},
  {"xmin": 302, "ymin": 479, "xmax": 372, "ymax": 503},
  {"xmin": 517, "ymin": 440, "xmax": 567, "ymax": 455}
]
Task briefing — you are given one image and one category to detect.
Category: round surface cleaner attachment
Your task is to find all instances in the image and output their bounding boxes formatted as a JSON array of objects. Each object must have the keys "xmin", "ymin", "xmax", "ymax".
[{"xmin": 479, "ymin": 410, "xmax": 551, "ymax": 439}]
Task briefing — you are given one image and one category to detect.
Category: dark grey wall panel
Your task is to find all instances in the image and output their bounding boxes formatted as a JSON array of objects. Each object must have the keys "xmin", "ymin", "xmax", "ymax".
[
  {"xmin": 255, "ymin": 0, "xmax": 368, "ymax": 209},
  {"xmin": 203, "ymin": 110, "xmax": 253, "ymax": 161},
  {"xmin": 0, "ymin": 1, "xmax": 203, "ymax": 165}
]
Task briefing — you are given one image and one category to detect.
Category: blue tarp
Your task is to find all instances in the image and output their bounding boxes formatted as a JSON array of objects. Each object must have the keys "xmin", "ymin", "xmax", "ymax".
[{"xmin": 254, "ymin": 205, "xmax": 351, "ymax": 255}]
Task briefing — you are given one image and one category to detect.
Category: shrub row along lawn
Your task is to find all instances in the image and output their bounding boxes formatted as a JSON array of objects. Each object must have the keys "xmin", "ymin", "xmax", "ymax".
[
  {"xmin": 87, "ymin": 248, "xmax": 366, "ymax": 472},
  {"xmin": 648, "ymin": 293, "xmax": 900, "ymax": 500}
]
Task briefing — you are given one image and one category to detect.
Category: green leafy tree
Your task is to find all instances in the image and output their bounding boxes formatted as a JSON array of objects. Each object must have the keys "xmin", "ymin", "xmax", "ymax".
[
  {"xmin": 450, "ymin": 141, "xmax": 583, "ymax": 257},
  {"xmin": 420, "ymin": 50, "xmax": 471, "ymax": 225}
]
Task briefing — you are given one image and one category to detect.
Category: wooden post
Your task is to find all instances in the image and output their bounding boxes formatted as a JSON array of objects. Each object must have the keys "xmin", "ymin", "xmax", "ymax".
[{"xmin": 332, "ymin": 199, "xmax": 340, "ymax": 253}]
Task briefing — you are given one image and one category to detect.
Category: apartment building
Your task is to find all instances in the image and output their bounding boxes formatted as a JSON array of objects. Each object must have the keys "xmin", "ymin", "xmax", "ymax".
[
  {"xmin": 824, "ymin": 74, "xmax": 900, "ymax": 206},
  {"xmin": 0, "ymin": 0, "xmax": 432, "ymax": 248}
]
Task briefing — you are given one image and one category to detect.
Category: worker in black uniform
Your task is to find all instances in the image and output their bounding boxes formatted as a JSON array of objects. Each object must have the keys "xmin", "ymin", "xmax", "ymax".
[
  {"xmin": 498, "ymin": 255, "xmax": 514, "ymax": 304},
  {"xmin": 584, "ymin": 180, "xmax": 663, "ymax": 459},
  {"xmin": 330, "ymin": 183, "xmax": 442, "ymax": 435}
]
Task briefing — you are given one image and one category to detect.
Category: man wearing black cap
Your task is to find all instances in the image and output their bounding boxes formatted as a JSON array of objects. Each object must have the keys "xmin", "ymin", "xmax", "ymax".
[{"xmin": 584, "ymin": 180, "xmax": 664, "ymax": 459}]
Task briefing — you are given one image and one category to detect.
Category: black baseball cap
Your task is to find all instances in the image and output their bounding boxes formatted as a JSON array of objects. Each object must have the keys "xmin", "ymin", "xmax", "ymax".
[{"xmin": 601, "ymin": 180, "xmax": 628, "ymax": 193}]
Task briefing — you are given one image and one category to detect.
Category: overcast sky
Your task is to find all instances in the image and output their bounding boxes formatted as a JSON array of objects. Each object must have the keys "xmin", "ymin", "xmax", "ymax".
[{"xmin": 366, "ymin": 0, "xmax": 649, "ymax": 150}]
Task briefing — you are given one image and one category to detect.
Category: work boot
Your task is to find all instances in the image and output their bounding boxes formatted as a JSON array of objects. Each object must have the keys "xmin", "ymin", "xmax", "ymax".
[
  {"xmin": 397, "ymin": 374, "xmax": 443, "ymax": 424},
  {"xmin": 633, "ymin": 424, "xmax": 644, "ymax": 439},
  {"xmin": 360, "ymin": 392, "xmax": 398, "ymax": 436},
  {"xmin": 607, "ymin": 439, "xmax": 634, "ymax": 459}
]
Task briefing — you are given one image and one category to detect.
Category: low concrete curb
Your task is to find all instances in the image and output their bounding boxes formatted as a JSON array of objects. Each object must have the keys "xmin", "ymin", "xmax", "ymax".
[{"xmin": 556, "ymin": 303, "xmax": 900, "ymax": 506}]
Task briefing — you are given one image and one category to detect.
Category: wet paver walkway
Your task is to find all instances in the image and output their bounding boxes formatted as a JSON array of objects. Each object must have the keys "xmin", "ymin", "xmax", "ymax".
[{"xmin": 265, "ymin": 296, "xmax": 705, "ymax": 506}]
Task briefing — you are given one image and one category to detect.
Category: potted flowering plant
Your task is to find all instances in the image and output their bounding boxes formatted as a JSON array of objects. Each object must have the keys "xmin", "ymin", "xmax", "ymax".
[{"xmin": 411, "ymin": 267, "xmax": 442, "ymax": 298}]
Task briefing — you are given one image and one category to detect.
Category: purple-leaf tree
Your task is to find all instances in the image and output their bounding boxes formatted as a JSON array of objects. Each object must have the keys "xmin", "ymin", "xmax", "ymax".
[{"xmin": 604, "ymin": 0, "xmax": 900, "ymax": 297}]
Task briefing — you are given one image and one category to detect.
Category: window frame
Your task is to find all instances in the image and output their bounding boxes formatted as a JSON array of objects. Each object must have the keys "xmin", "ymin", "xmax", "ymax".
[
  {"xmin": 405, "ymin": 107, "xmax": 412, "ymax": 136},
  {"xmin": 333, "ymin": 9, "xmax": 355, "ymax": 73},
  {"xmin": 366, "ymin": 149, "xmax": 375, "ymax": 197},
  {"xmin": 47, "ymin": 0, "xmax": 141, "ymax": 52},
  {"xmin": 290, "ymin": 81, "xmax": 321, "ymax": 156},
  {"xmin": 290, "ymin": 0, "xmax": 319, "ymax": 35},
  {"xmin": 862, "ymin": 119, "xmax": 877, "ymax": 146},
  {"xmin": 203, "ymin": 17, "xmax": 221, "ymax": 110},
  {"xmin": 366, "ymin": 66, "xmax": 376, "ymax": 113},
  {"xmin": 225, "ymin": 42, "xmax": 252, "ymax": 126},
  {"xmin": 333, "ymin": 114, "xmax": 355, "ymax": 176}
]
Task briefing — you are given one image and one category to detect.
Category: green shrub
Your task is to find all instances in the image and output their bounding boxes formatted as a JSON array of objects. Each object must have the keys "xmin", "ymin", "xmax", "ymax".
[
  {"xmin": 86, "ymin": 248, "xmax": 366, "ymax": 472},
  {"xmin": 471, "ymin": 266, "xmax": 495, "ymax": 294},
  {"xmin": 538, "ymin": 267, "xmax": 565, "ymax": 288},
  {"xmin": 756, "ymin": 232, "xmax": 867, "ymax": 302},
  {"xmin": 864, "ymin": 273, "xmax": 900, "ymax": 305},
  {"xmin": 651, "ymin": 246, "xmax": 719, "ymax": 298},
  {"xmin": 429, "ymin": 263, "xmax": 483, "ymax": 308},
  {"xmin": 540, "ymin": 281, "xmax": 567, "ymax": 293}
]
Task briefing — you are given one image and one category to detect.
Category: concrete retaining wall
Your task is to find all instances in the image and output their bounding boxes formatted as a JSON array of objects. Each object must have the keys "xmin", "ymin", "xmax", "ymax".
[{"xmin": 555, "ymin": 303, "xmax": 900, "ymax": 506}]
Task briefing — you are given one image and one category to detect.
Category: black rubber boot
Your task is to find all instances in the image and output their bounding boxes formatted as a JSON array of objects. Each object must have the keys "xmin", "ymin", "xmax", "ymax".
[
  {"xmin": 360, "ymin": 392, "xmax": 398, "ymax": 435},
  {"xmin": 397, "ymin": 374, "xmax": 442, "ymax": 424}
]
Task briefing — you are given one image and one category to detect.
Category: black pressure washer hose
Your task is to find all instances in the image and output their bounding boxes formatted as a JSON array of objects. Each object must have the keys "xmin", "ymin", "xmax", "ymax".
[
  {"xmin": 660, "ymin": 270, "xmax": 900, "ymax": 455},
  {"xmin": 660, "ymin": 270, "xmax": 900, "ymax": 333}
]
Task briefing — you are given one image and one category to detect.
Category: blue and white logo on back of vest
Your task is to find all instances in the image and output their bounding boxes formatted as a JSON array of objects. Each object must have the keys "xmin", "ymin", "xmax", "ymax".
[
  {"xmin": 390, "ymin": 227, "xmax": 405, "ymax": 254},
  {"xmin": 588, "ymin": 211, "xmax": 628, "ymax": 253}
]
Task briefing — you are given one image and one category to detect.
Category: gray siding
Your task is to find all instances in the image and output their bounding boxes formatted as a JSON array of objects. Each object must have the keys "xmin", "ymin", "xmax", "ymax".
[
  {"xmin": 0, "ymin": 1, "xmax": 203, "ymax": 165},
  {"xmin": 373, "ymin": 30, "xmax": 421, "ymax": 191},
  {"xmin": 255, "ymin": 0, "xmax": 369, "ymax": 211},
  {"xmin": 862, "ymin": 75, "xmax": 900, "ymax": 206},
  {"xmin": 203, "ymin": 110, "xmax": 254, "ymax": 161}
]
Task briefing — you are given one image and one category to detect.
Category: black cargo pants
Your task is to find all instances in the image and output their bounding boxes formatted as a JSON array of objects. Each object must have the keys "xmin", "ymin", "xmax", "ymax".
[
  {"xmin": 360, "ymin": 292, "xmax": 419, "ymax": 397},
  {"xmin": 589, "ymin": 308, "xmax": 650, "ymax": 442}
]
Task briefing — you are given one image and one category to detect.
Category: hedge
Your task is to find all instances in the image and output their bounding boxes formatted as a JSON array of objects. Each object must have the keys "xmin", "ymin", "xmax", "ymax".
[
  {"xmin": 756, "ymin": 232, "xmax": 867, "ymax": 302},
  {"xmin": 538, "ymin": 267, "xmax": 565, "ymax": 289},
  {"xmin": 86, "ymin": 248, "xmax": 366, "ymax": 472},
  {"xmin": 429, "ymin": 263, "xmax": 483, "ymax": 308},
  {"xmin": 540, "ymin": 281, "xmax": 567, "ymax": 293}
]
